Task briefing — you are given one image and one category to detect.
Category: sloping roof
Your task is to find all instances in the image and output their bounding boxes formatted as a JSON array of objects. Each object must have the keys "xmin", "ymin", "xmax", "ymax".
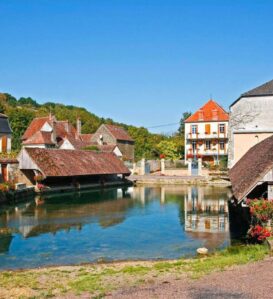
[
  {"xmin": 55, "ymin": 121, "xmax": 77, "ymax": 139},
  {"xmin": 185, "ymin": 99, "xmax": 229, "ymax": 123},
  {"xmin": 229, "ymin": 135, "xmax": 273, "ymax": 201},
  {"xmin": 242, "ymin": 79, "xmax": 273, "ymax": 97},
  {"xmin": 23, "ymin": 131, "xmax": 55, "ymax": 145},
  {"xmin": 22, "ymin": 117, "xmax": 51, "ymax": 140},
  {"xmin": 104, "ymin": 125, "xmax": 134, "ymax": 142},
  {"xmin": 99, "ymin": 144, "xmax": 117, "ymax": 152},
  {"xmin": 24, "ymin": 148, "xmax": 130, "ymax": 177},
  {"xmin": 80, "ymin": 134, "xmax": 93, "ymax": 142},
  {"xmin": 0, "ymin": 114, "xmax": 12, "ymax": 134},
  {"xmin": 230, "ymin": 79, "xmax": 273, "ymax": 107},
  {"xmin": 64, "ymin": 137, "xmax": 91, "ymax": 150}
]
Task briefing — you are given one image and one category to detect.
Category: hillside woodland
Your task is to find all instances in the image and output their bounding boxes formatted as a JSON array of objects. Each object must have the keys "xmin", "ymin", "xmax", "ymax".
[{"xmin": 0, "ymin": 93, "xmax": 189, "ymax": 161}]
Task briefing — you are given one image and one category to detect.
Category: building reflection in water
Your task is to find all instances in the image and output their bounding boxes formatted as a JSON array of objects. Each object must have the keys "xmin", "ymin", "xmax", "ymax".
[{"xmin": 0, "ymin": 185, "xmax": 232, "ymax": 254}]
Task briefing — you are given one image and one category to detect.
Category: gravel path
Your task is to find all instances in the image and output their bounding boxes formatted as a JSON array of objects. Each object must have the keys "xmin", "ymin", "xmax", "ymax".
[{"xmin": 108, "ymin": 257, "xmax": 273, "ymax": 299}]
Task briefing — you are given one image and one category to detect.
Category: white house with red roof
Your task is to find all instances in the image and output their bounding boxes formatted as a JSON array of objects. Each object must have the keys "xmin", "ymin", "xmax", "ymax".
[{"xmin": 184, "ymin": 99, "xmax": 229, "ymax": 165}]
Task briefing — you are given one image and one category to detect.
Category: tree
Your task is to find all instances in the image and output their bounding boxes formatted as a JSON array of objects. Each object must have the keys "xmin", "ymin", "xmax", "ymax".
[
  {"xmin": 7, "ymin": 107, "xmax": 35, "ymax": 150},
  {"xmin": 18, "ymin": 97, "xmax": 40, "ymax": 107},
  {"xmin": 157, "ymin": 140, "xmax": 181, "ymax": 160},
  {"xmin": 178, "ymin": 112, "xmax": 191, "ymax": 136}
]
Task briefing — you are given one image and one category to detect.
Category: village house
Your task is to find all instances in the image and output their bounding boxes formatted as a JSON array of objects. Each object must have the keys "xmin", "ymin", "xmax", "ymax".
[
  {"xmin": 0, "ymin": 113, "xmax": 17, "ymax": 182},
  {"xmin": 21, "ymin": 115, "xmax": 124, "ymax": 158},
  {"xmin": 184, "ymin": 99, "xmax": 229, "ymax": 165},
  {"xmin": 91, "ymin": 124, "xmax": 135, "ymax": 162},
  {"xmin": 229, "ymin": 135, "xmax": 273, "ymax": 203},
  {"xmin": 228, "ymin": 79, "xmax": 273, "ymax": 168},
  {"xmin": 17, "ymin": 147, "xmax": 131, "ymax": 189}
]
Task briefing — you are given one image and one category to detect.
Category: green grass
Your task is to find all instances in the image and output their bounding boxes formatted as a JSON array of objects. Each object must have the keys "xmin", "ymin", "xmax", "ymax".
[{"xmin": 0, "ymin": 244, "xmax": 269, "ymax": 298}]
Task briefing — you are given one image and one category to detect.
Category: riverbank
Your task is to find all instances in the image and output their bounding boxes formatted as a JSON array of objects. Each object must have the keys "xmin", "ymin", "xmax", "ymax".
[
  {"xmin": 129, "ymin": 174, "xmax": 231, "ymax": 186},
  {"xmin": 0, "ymin": 245, "xmax": 268, "ymax": 299}
]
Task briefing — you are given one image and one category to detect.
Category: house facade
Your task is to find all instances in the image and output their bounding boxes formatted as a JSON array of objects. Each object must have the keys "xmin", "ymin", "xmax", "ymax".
[
  {"xmin": 91, "ymin": 124, "xmax": 135, "ymax": 162},
  {"xmin": 228, "ymin": 79, "xmax": 273, "ymax": 168},
  {"xmin": 0, "ymin": 113, "xmax": 15, "ymax": 182},
  {"xmin": 184, "ymin": 100, "xmax": 229, "ymax": 165}
]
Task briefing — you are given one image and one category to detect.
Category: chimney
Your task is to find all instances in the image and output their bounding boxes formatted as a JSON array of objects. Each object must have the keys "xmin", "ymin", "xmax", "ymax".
[
  {"xmin": 198, "ymin": 110, "xmax": 204, "ymax": 121},
  {"xmin": 77, "ymin": 117, "xmax": 81, "ymax": 136},
  {"xmin": 52, "ymin": 119, "xmax": 57, "ymax": 145},
  {"xmin": 212, "ymin": 109, "xmax": 218, "ymax": 120},
  {"xmin": 65, "ymin": 121, "xmax": 69, "ymax": 133}
]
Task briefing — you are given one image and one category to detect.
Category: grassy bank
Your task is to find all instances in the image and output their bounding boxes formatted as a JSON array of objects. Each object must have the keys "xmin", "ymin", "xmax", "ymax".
[{"xmin": 0, "ymin": 244, "xmax": 268, "ymax": 299}]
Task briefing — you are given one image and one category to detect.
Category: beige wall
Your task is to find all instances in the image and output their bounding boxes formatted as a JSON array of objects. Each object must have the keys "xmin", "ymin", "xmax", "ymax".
[{"xmin": 233, "ymin": 133, "xmax": 273, "ymax": 165}]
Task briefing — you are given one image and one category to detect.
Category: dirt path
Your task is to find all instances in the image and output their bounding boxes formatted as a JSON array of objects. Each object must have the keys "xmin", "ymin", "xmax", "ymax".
[{"xmin": 108, "ymin": 257, "xmax": 273, "ymax": 299}]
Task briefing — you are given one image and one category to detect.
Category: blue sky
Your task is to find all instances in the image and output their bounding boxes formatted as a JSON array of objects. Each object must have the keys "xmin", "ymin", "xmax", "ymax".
[{"xmin": 0, "ymin": 0, "xmax": 273, "ymax": 133}]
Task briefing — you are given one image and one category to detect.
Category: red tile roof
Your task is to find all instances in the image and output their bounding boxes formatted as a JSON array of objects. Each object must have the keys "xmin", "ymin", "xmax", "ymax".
[
  {"xmin": 104, "ymin": 125, "xmax": 134, "ymax": 142},
  {"xmin": 185, "ymin": 100, "xmax": 229, "ymax": 123},
  {"xmin": 22, "ymin": 117, "xmax": 51, "ymax": 140},
  {"xmin": 55, "ymin": 121, "xmax": 77, "ymax": 139},
  {"xmin": 80, "ymin": 134, "xmax": 93, "ymax": 142},
  {"xmin": 24, "ymin": 148, "xmax": 130, "ymax": 177},
  {"xmin": 22, "ymin": 131, "xmax": 55, "ymax": 145}
]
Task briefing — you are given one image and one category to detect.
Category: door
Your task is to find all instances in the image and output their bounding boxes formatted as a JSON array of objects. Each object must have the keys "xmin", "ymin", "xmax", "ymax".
[{"xmin": 1, "ymin": 164, "xmax": 8, "ymax": 182}]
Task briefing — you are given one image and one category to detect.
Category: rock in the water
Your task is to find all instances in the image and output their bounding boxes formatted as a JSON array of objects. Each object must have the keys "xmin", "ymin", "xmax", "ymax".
[{"xmin": 197, "ymin": 247, "xmax": 208, "ymax": 255}]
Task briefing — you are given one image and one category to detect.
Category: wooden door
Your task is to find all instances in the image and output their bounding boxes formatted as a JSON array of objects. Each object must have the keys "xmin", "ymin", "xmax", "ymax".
[
  {"xmin": 2, "ymin": 136, "xmax": 7, "ymax": 153},
  {"xmin": 1, "ymin": 164, "xmax": 8, "ymax": 182}
]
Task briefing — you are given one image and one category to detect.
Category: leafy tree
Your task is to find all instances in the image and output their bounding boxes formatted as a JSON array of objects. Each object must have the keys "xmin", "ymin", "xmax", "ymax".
[
  {"xmin": 7, "ymin": 107, "xmax": 35, "ymax": 150},
  {"xmin": 4, "ymin": 93, "xmax": 17, "ymax": 107},
  {"xmin": 178, "ymin": 112, "xmax": 192, "ymax": 136},
  {"xmin": 157, "ymin": 140, "xmax": 181, "ymax": 160},
  {"xmin": 18, "ymin": 97, "xmax": 40, "ymax": 107}
]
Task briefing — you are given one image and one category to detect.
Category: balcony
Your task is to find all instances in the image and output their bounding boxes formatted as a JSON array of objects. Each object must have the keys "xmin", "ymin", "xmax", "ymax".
[{"xmin": 187, "ymin": 133, "xmax": 227, "ymax": 140}]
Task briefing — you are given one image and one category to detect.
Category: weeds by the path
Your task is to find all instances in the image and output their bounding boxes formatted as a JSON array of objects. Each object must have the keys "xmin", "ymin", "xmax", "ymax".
[{"xmin": 0, "ymin": 244, "xmax": 268, "ymax": 299}]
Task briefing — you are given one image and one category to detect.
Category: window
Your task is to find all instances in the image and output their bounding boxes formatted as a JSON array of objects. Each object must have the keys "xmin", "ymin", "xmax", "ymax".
[
  {"xmin": 192, "ymin": 141, "xmax": 197, "ymax": 152},
  {"xmin": 219, "ymin": 124, "xmax": 225, "ymax": 133},
  {"xmin": 191, "ymin": 125, "xmax": 197, "ymax": 134},
  {"xmin": 219, "ymin": 141, "xmax": 225, "ymax": 150},
  {"xmin": 205, "ymin": 140, "xmax": 211, "ymax": 150}
]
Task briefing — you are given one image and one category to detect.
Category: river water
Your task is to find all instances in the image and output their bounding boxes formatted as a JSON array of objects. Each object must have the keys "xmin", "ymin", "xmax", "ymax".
[{"xmin": 0, "ymin": 185, "xmax": 232, "ymax": 270}]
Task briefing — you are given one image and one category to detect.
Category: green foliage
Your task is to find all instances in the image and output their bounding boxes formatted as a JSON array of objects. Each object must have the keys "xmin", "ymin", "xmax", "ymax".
[
  {"xmin": 157, "ymin": 139, "xmax": 181, "ymax": 160},
  {"xmin": 178, "ymin": 111, "xmax": 191, "ymax": 135},
  {"xmin": 7, "ymin": 107, "xmax": 35, "ymax": 150},
  {"xmin": 18, "ymin": 96, "xmax": 40, "ymax": 107},
  {"xmin": 83, "ymin": 145, "xmax": 100, "ymax": 152},
  {"xmin": 0, "ymin": 92, "xmax": 188, "ymax": 159}
]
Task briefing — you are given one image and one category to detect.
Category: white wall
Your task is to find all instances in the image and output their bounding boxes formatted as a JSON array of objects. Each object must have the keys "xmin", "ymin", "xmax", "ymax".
[
  {"xmin": 228, "ymin": 95, "xmax": 273, "ymax": 167},
  {"xmin": 59, "ymin": 139, "xmax": 75, "ymax": 150}
]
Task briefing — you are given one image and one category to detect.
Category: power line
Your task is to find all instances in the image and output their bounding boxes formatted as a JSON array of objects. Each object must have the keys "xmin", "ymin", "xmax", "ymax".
[{"xmin": 147, "ymin": 122, "xmax": 180, "ymax": 129}]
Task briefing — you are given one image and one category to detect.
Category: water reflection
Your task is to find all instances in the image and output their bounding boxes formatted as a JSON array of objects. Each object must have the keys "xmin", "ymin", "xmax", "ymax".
[{"xmin": 0, "ymin": 185, "xmax": 232, "ymax": 269}]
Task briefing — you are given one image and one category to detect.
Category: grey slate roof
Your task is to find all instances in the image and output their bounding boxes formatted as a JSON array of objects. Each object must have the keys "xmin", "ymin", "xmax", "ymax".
[
  {"xmin": 241, "ymin": 79, "xmax": 273, "ymax": 97},
  {"xmin": 230, "ymin": 79, "xmax": 273, "ymax": 107},
  {"xmin": 0, "ymin": 114, "xmax": 12, "ymax": 134}
]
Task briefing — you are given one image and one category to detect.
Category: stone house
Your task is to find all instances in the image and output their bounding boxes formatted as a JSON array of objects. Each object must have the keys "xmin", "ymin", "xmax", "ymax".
[
  {"xmin": 184, "ymin": 99, "xmax": 229, "ymax": 165},
  {"xmin": 228, "ymin": 79, "xmax": 273, "ymax": 168},
  {"xmin": 21, "ymin": 115, "xmax": 124, "ymax": 158},
  {"xmin": 91, "ymin": 124, "xmax": 135, "ymax": 162}
]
